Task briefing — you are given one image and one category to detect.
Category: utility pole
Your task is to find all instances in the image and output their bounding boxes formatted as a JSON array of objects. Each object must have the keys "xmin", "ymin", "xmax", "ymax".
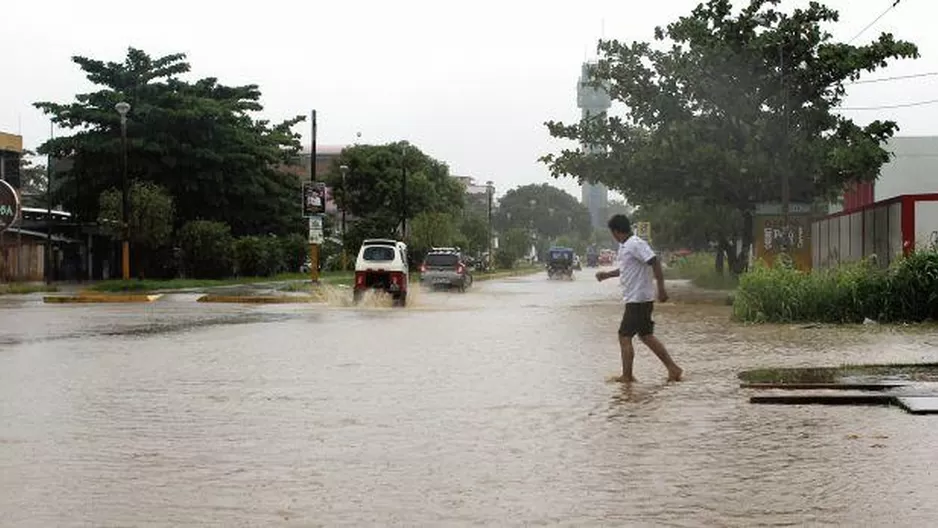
[
  {"xmin": 340, "ymin": 164, "xmax": 349, "ymax": 271},
  {"xmin": 400, "ymin": 145, "xmax": 408, "ymax": 239},
  {"xmin": 46, "ymin": 121, "xmax": 53, "ymax": 284},
  {"xmin": 779, "ymin": 43, "xmax": 791, "ymax": 251},
  {"xmin": 309, "ymin": 109, "xmax": 320, "ymax": 282},
  {"xmin": 486, "ymin": 181, "xmax": 494, "ymax": 270}
]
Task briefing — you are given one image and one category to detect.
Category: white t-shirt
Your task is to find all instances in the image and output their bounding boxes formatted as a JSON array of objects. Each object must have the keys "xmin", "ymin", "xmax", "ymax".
[{"xmin": 617, "ymin": 235, "xmax": 657, "ymax": 303}]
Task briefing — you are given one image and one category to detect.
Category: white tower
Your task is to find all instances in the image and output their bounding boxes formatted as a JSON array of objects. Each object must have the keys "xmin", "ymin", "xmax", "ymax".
[{"xmin": 577, "ymin": 62, "xmax": 612, "ymax": 229}]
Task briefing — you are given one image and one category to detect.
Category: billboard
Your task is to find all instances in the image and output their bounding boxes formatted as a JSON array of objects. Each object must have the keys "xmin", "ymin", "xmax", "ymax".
[
  {"xmin": 308, "ymin": 215, "xmax": 324, "ymax": 244},
  {"xmin": 634, "ymin": 221, "xmax": 651, "ymax": 242},
  {"xmin": 0, "ymin": 180, "xmax": 22, "ymax": 232},
  {"xmin": 302, "ymin": 181, "xmax": 326, "ymax": 217},
  {"xmin": 753, "ymin": 204, "xmax": 813, "ymax": 271},
  {"xmin": 0, "ymin": 132, "xmax": 23, "ymax": 153}
]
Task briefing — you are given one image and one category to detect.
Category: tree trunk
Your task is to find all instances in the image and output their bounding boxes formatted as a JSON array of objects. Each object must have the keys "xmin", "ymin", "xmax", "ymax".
[
  {"xmin": 731, "ymin": 210, "xmax": 754, "ymax": 275},
  {"xmin": 714, "ymin": 243, "xmax": 725, "ymax": 274}
]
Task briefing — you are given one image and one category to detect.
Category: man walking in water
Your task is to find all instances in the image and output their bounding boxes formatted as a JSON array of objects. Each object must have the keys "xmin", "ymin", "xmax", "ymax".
[{"xmin": 595, "ymin": 215, "xmax": 683, "ymax": 383}]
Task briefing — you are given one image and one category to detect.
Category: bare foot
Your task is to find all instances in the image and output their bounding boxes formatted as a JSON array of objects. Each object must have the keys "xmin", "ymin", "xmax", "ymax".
[
  {"xmin": 667, "ymin": 367, "xmax": 684, "ymax": 382},
  {"xmin": 614, "ymin": 375, "xmax": 638, "ymax": 384}
]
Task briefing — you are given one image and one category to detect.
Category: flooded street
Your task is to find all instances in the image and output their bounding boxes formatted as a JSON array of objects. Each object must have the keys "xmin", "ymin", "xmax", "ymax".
[{"xmin": 2, "ymin": 272, "xmax": 937, "ymax": 526}]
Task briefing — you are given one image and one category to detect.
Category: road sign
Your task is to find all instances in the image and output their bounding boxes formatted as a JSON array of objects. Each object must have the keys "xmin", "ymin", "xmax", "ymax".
[
  {"xmin": 635, "ymin": 221, "xmax": 651, "ymax": 242},
  {"xmin": 302, "ymin": 181, "xmax": 326, "ymax": 217},
  {"xmin": 0, "ymin": 179, "xmax": 21, "ymax": 233},
  {"xmin": 308, "ymin": 215, "xmax": 324, "ymax": 244}
]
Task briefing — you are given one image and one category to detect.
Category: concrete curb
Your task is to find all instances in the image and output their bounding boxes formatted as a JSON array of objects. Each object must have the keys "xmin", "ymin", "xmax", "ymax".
[
  {"xmin": 196, "ymin": 294, "xmax": 321, "ymax": 304},
  {"xmin": 44, "ymin": 294, "xmax": 163, "ymax": 304}
]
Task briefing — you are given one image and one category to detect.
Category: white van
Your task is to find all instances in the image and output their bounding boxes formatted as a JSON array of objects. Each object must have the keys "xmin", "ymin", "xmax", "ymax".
[{"xmin": 353, "ymin": 239, "xmax": 410, "ymax": 306}]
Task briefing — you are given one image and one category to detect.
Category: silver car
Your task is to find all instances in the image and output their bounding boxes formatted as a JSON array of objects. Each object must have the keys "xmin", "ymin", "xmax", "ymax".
[{"xmin": 420, "ymin": 250, "xmax": 472, "ymax": 292}]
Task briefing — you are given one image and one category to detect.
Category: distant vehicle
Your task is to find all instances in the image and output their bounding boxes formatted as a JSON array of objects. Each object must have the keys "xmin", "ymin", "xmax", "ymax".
[
  {"xmin": 546, "ymin": 247, "xmax": 575, "ymax": 280},
  {"xmin": 353, "ymin": 239, "xmax": 410, "ymax": 306},
  {"xmin": 586, "ymin": 247, "xmax": 599, "ymax": 267},
  {"xmin": 420, "ymin": 248, "xmax": 472, "ymax": 292},
  {"xmin": 598, "ymin": 249, "xmax": 615, "ymax": 266}
]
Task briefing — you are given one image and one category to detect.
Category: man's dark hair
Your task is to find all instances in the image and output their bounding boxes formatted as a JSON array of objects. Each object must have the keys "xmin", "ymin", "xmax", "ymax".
[{"xmin": 607, "ymin": 214, "xmax": 632, "ymax": 234}]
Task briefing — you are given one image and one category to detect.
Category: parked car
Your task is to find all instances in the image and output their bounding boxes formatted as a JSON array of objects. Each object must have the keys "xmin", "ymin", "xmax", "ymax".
[
  {"xmin": 353, "ymin": 239, "xmax": 410, "ymax": 306},
  {"xmin": 420, "ymin": 248, "xmax": 472, "ymax": 292}
]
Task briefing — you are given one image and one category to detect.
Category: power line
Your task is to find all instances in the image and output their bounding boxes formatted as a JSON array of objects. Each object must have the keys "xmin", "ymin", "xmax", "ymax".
[
  {"xmin": 838, "ymin": 98, "xmax": 938, "ymax": 111},
  {"xmin": 848, "ymin": 0, "xmax": 902, "ymax": 44},
  {"xmin": 848, "ymin": 71, "xmax": 938, "ymax": 85}
]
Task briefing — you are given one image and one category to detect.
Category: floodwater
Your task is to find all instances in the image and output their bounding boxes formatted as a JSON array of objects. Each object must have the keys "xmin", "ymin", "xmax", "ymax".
[{"xmin": 1, "ymin": 271, "xmax": 937, "ymax": 526}]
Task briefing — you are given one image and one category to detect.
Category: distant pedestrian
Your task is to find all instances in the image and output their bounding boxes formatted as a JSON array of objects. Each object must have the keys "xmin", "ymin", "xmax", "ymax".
[{"xmin": 595, "ymin": 214, "xmax": 683, "ymax": 383}]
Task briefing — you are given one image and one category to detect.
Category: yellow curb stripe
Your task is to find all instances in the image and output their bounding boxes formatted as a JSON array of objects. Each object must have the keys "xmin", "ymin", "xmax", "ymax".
[
  {"xmin": 44, "ymin": 294, "xmax": 163, "ymax": 303},
  {"xmin": 196, "ymin": 295, "xmax": 320, "ymax": 304}
]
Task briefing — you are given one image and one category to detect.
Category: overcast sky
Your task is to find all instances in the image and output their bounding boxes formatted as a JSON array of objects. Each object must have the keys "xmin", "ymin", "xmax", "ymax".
[{"xmin": 2, "ymin": 0, "xmax": 935, "ymax": 200}]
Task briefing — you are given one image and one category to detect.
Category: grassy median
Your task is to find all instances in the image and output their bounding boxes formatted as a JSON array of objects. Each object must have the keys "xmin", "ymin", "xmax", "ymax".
[{"xmin": 0, "ymin": 283, "xmax": 60, "ymax": 295}]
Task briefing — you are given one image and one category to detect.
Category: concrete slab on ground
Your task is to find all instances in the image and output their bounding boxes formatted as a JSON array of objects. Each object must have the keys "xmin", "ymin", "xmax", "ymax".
[{"xmin": 895, "ymin": 397, "xmax": 938, "ymax": 415}]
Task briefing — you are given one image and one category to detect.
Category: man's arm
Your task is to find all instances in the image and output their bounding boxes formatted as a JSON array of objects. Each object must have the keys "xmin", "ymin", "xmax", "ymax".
[
  {"xmin": 647, "ymin": 256, "xmax": 668, "ymax": 302},
  {"xmin": 596, "ymin": 269, "xmax": 620, "ymax": 281}
]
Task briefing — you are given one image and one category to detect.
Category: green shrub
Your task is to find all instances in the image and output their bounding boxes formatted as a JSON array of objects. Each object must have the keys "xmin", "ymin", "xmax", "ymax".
[
  {"xmin": 665, "ymin": 252, "xmax": 738, "ymax": 290},
  {"xmin": 281, "ymin": 233, "xmax": 308, "ymax": 273},
  {"xmin": 234, "ymin": 236, "xmax": 286, "ymax": 277},
  {"xmin": 178, "ymin": 221, "xmax": 234, "ymax": 279},
  {"xmin": 234, "ymin": 236, "xmax": 266, "ymax": 277},
  {"xmin": 733, "ymin": 251, "xmax": 938, "ymax": 324}
]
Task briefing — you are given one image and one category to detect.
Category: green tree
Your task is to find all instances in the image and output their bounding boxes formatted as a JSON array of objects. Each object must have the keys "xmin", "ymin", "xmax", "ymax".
[
  {"xmin": 458, "ymin": 213, "xmax": 490, "ymax": 256},
  {"xmin": 17, "ymin": 152, "xmax": 47, "ymax": 202},
  {"xmin": 409, "ymin": 212, "xmax": 458, "ymax": 251},
  {"xmin": 34, "ymin": 47, "xmax": 305, "ymax": 236},
  {"xmin": 178, "ymin": 220, "xmax": 234, "ymax": 279},
  {"xmin": 98, "ymin": 180, "xmax": 174, "ymax": 277},
  {"xmin": 494, "ymin": 183, "xmax": 591, "ymax": 241},
  {"xmin": 543, "ymin": 0, "xmax": 918, "ymax": 273},
  {"xmin": 497, "ymin": 227, "xmax": 532, "ymax": 269},
  {"xmin": 324, "ymin": 142, "xmax": 465, "ymax": 236}
]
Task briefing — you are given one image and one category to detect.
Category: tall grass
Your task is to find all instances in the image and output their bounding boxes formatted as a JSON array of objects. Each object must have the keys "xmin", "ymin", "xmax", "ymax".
[
  {"xmin": 665, "ymin": 252, "xmax": 739, "ymax": 290},
  {"xmin": 733, "ymin": 251, "xmax": 938, "ymax": 324}
]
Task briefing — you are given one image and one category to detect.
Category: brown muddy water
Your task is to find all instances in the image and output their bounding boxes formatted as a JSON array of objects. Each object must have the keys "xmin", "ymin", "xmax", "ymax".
[{"xmin": 1, "ymin": 271, "xmax": 937, "ymax": 526}]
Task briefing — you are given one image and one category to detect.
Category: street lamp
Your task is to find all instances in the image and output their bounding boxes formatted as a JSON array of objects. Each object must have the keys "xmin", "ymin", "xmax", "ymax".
[
  {"xmin": 486, "ymin": 181, "xmax": 494, "ymax": 269},
  {"xmin": 339, "ymin": 164, "xmax": 349, "ymax": 270},
  {"xmin": 115, "ymin": 101, "xmax": 131, "ymax": 280}
]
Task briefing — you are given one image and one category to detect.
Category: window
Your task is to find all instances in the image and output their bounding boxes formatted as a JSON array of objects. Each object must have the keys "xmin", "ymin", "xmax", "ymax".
[
  {"xmin": 425, "ymin": 253, "xmax": 459, "ymax": 267},
  {"xmin": 363, "ymin": 246, "xmax": 396, "ymax": 261}
]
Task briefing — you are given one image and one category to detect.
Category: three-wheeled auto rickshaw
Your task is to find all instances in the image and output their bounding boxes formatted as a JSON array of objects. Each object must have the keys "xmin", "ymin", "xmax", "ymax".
[{"xmin": 546, "ymin": 247, "xmax": 575, "ymax": 280}]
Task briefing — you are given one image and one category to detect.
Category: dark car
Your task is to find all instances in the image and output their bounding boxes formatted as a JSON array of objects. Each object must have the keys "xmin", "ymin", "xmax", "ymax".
[{"xmin": 420, "ymin": 249, "xmax": 472, "ymax": 292}]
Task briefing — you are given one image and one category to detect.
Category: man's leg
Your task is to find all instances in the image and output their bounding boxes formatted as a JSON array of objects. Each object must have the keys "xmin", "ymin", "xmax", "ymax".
[
  {"xmin": 639, "ymin": 334, "xmax": 683, "ymax": 381},
  {"xmin": 618, "ymin": 334, "xmax": 637, "ymax": 383},
  {"xmin": 616, "ymin": 304, "xmax": 638, "ymax": 383}
]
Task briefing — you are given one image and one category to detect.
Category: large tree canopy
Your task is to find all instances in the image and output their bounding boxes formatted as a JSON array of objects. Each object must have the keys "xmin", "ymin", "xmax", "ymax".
[
  {"xmin": 494, "ymin": 183, "xmax": 592, "ymax": 242},
  {"xmin": 322, "ymin": 142, "xmax": 466, "ymax": 253},
  {"xmin": 324, "ymin": 142, "xmax": 465, "ymax": 222},
  {"xmin": 35, "ymin": 47, "xmax": 306, "ymax": 236},
  {"xmin": 542, "ymin": 0, "xmax": 918, "ymax": 269}
]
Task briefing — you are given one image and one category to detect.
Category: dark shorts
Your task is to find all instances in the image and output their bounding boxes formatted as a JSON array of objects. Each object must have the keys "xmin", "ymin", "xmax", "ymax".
[{"xmin": 619, "ymin": 302, "xmax": 655, "ymax": 337}]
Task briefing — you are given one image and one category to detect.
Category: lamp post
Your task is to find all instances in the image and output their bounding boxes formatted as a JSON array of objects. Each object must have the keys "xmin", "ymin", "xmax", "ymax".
[
  {"xmin": 486, "ymin": 181, "xmax": 494, "ymax": 269},
  {"xmin": 339, "ymin": 164, "xmax": 349, "ymax": 270},
  {"xmin": 115, "ymin": 101, "xmax": 131, "ymax": 280}
]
